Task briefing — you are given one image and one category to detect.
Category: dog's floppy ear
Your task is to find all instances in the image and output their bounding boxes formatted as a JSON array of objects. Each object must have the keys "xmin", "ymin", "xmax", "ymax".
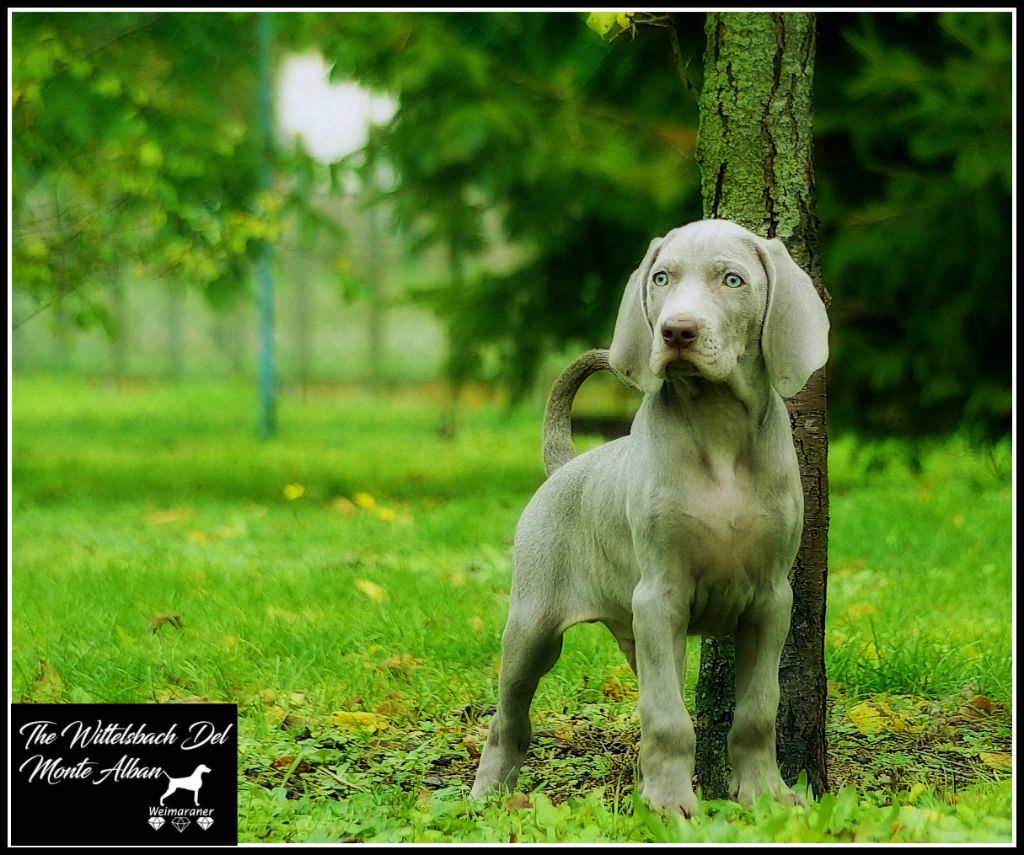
[
  {"xmin": 756, "ymin": 237, "xmax": 830, "ymax": 397},
  {"xmin": 609, "ymin": 236, "xmax": 664, "ymax": 394}
]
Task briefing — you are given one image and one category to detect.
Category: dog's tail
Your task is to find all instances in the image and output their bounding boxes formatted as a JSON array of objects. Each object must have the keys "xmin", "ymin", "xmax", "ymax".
[
  {"xmin": 161, "ymin": 770, "xmax": 171, "ymax": 778},
  {"xmin": 542, "ymin": 348, "xmax": 612, "ymax": 477}
]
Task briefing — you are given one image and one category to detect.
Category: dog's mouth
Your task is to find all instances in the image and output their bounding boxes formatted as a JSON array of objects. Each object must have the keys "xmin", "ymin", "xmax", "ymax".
[{"xmin": 653, "ymin": 349, "xmax": 701, "ymax": 379}]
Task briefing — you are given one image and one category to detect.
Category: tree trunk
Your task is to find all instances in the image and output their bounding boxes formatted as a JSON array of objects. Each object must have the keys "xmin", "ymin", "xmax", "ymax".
[{"xmin": 692, "ymin": 11, "xmax": 830, "ymax": 798}]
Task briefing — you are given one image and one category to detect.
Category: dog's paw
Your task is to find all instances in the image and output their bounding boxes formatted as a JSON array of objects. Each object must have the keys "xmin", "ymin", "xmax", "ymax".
[
  {"xmin": 731, "ymin": 767, "xmax": 806, "ymax": 809},
  {"xmin": 640, "ymin": 780, "xmax": 700, "ymax": 819}
]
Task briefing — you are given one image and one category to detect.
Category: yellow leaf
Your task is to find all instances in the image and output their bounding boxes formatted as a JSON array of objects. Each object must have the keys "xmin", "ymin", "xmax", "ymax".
[
  {"xmin": 32, "ymin": 658, "xmax": 65, "ymax": 701},
  {"xmin": 354, "ymin": 579, "xmax": 388, "ymax": 603},
  {"xmin": 979, "ymin": 751, "xmax": 1011, "ymax": 771},
  {"xmin": 847, "ymin": 699, "xmax": 919, "ymax": 735},
  {"xmin": 906, "ymin": 782, "xmax": 927, "ymax": 804},
  {"xmin": 468, "ymin": 615, "xmax": 485, "ymax": 633},
  {"xmin": 353, "ymin": 492, "xmax": 377, "ymax": 510},
  {"xmin": 145, "ymin": 507, "xmax": 192, "ymax": 525},
  {"xmin": 329, "ymin": 710, "xmax": 389, "ymax": 733},
  {"xmin": 366, "ymin": 644, "xmax": 384, "ymax": 656},
  {"xmin": 860, "ymin": 641, "xmax": 880, "ymax": 665},
  {"xmin": 552, "ymin": 728, "xmax": 574, "ymax": 741},
  {"xmin": 382, "ymin": 654, "xmax": 423, "ymax": 674},
  {"xmin": 187, "ymin": 530, "xmax": 209, "ymax": 544},
  {"xmin": 586, "ymin": 12, "xmax": 619, "ymax": 36},
  {"xmin": 602, "ymin": 674, "xmax": 638, "ymax": 701},
  {"xmin": 375, "ymin": 507, "xmax": 397, "ymax": 522},
  {"xmin": 846, "ymin": 602, "xmax": 879, "ymax": 619},
  {"xmin": 616, "ymin": 12, "xmax": 635, "ymax": 29},
  {"xmin": 283, "ymin": 483, "xmax": 306, "ymax": 501}
]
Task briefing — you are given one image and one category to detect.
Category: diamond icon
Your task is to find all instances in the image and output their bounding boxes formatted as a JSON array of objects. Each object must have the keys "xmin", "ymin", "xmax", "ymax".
[
  {"xmin": 197, "ymin": 817, "xmax": 214, "ymax": 831},
  {"xmin": 148, "ymin": 817, "xmax": 165, "ymax": 831},
  {"xmin": 171, "ymin": 817, "xmax": 191, "ymax": 833}
]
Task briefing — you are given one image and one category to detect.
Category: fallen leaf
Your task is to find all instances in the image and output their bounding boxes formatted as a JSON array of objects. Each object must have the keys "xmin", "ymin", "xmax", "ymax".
[
  {"xmin": 354, "ymin": 579, "xmax": 387, "ymax": 603},
  {"xmin": 979, "ymin": 751, "xmax": 1011, "ymax": 771},
  {"xmin": 468, "ymin": 615, "xmax": 486, "ymax": 633},
  {"xmin": 271, "ymin": 755, "xmax": 312, "ymax": 774},
  {"xmin": 506, "ymin": 794, "xmax": 532, "ymax": 810},
  {"xmin": 382, "ymin": 654, "xmax": 423, "ymax": 675},
  {"xmin": 283, "ymin": 484, "xmax": 306, "ymax": 501},
  {"xmin": 846, "ymin": 602, "xmax": 880, "ymax": 619},
  {"xmin": 906, "ymin": 782, "xmax": 927, "ymax": 804},
  {"xmin": 329, "ymin": 710, "xmax": 390, "ymax": 733},
  {"xmin": 374, "ymin": 696, "xmax": 408, "ymax": 717},
  {"xmin": 375, "ymin": 507, "xmax": 397, "ymax": 522},
  {"xmin": 552, "ymin": 728, "xmax": 574, "ymax": 742},
  {"xmin": 282, "ymin": 712, "xmax": 312, "ymax": 729},
  {"xmin": 32, "ymin": 658, "xmax": 65, "ymax": 701},
  {"xmin": 150, "ymin": 613, "xmax": 184, "ymax": 633},
  {"xmin": 168, "ymin": 695, "xmax": 209, "ymax": 704},
  {"xmin": 332, "ymin": 497, "xmax": 357, "ymax": 515},
  {"xmin": 353, "ymin": 492, "xmax": 377, "ymax": 510},
  {"xmin": 145, "ymin": 508, "xmax": 192, "ymax": 525},
  {"xmin": 186, "ymin": 530, "xmax": 209, "ymax": 544},
  {"xmin": 959, "ymin": 694, "xmax": 1003, "ymax": 718},
  {"xmin": 847, "ymin": 699, "xmax": 919, "ymax": 735},
  {"xmin": 602, "ymin": 674, "xmax": 638, "ymax": 701}
]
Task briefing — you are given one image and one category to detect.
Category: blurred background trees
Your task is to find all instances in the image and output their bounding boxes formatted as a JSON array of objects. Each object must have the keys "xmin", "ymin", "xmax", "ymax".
[{"xmin": 11, "ymin": 11, "xmax": 1012, "ymax": 441}]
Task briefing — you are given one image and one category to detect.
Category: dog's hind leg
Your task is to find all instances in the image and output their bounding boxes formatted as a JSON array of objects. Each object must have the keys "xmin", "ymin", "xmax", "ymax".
[{"xmin": 471, "ymin": 609, "xmax": 564, "ymax": 799}]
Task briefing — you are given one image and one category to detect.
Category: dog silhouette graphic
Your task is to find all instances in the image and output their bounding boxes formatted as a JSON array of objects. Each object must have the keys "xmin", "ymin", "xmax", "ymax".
[{"xmin": 159, "ymin": 764, "xmax": 212, "ymax": 806}]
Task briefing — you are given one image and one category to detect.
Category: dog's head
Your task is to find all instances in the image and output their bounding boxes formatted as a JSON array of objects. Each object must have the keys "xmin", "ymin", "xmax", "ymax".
[
  {"xmin": 197, "ymin": 764, "xmax": 212, "ymax": 775},
  {"xmin": 609, "ymin": 219, "xmax": 829, "ymax": 397}
]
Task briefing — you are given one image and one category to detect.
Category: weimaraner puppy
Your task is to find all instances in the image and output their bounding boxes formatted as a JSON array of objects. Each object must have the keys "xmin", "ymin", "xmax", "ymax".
[{"xmin": 470, "ymin": 219, "xmax": 829, "ymax": 816}]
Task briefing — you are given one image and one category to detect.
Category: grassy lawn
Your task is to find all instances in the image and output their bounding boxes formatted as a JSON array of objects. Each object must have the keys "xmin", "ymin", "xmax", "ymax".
[{"xmin": 11, "ymin": 375, "xmax": 1013, "ymax": 842}]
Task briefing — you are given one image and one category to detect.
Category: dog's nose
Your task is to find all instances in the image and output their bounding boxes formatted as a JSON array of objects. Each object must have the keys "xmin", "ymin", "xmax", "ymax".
[{"xmin": 661, "ymin": 318, "xmax": 700, "ymax": 349}]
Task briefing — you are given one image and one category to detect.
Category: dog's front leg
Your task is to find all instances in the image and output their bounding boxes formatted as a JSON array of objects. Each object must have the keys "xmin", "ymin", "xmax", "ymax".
[
  {"xmin": 729, "ymin": 579, "xmax": 806, "ymax": 807},
  {"xmin": 632, "ymin": 577, "xmax": 698, "ymax": 817}
]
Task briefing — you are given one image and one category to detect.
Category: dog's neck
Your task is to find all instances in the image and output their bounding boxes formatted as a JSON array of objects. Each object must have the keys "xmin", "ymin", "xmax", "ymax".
[{"xmin": 646, "ymin": 356, "xmax": 779, "ymax": 474}]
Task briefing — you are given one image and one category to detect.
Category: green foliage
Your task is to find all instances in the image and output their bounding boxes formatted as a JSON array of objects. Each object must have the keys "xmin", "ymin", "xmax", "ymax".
[
  {"xmin": 816, "ymin": 12, "xmax": 1012, "ymax": 439},
  {"xmin": 283, "ymin": 12, "xmax": 703, "ymax": 397},
  {"xmin": 11, "ymin": 12, "xmax": 1012, "ymax": 438},
  {"xmin": 11, "ymin": 377, "xmax": 1012, "ymax": 842},
  {"xmin": 12, "ymin": 12, "xmax": 270, "ymax": 321}
]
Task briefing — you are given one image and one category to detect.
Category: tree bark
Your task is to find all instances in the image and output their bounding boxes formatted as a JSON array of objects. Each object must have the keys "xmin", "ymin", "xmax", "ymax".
[{"xmin": 692, "ymin": 11, "xmax": 830, "ymax": 798}]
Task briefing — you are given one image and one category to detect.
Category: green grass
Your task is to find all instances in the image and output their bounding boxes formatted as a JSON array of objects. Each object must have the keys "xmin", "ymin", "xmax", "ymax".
[{"xmin": 11, "ymin": 375, "xmax": 1013, "ymax": 842}]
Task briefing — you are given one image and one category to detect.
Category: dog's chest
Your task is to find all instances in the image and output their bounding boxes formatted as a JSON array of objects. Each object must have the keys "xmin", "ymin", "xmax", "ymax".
[{"xmin": 656, "ymin": 467, "xmax": 799, "ymax": 633}]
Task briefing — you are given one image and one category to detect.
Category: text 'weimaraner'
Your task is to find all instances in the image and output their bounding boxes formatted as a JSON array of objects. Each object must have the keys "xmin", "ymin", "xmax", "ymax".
[{"xmin": 471, "ymin": 219, "xmax": 829, "ymax": 816}]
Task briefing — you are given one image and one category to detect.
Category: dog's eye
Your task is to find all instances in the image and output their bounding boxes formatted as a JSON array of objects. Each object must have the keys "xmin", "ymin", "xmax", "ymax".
[
  {"xmin": 652, "ymin": 271, "xmax": 669, "ymax": 287},
  {"xmin": 724, "ymin": 273, "xmax": 744, "ymax": 288}
]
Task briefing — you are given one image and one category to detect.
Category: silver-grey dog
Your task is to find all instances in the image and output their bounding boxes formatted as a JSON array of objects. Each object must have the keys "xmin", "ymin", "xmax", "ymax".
[{"xmin": 470, "ymin": 219, "xmax": 829, "ymax": 816}]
